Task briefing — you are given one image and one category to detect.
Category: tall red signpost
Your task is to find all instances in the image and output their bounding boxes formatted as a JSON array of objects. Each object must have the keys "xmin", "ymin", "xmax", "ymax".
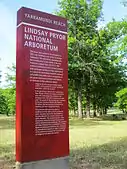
[{"xmin": 16, "ymin": 7, "xmax": 69, "ymax": 169}]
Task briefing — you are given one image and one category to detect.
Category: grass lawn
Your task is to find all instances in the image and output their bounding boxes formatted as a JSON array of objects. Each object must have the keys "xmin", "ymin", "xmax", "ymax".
[{"xmin": 0, "ymin": 115, "xmax": 127, "ymax": 169}]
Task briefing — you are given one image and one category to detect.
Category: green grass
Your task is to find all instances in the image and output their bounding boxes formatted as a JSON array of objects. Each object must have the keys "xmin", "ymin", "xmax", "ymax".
[
  {"xmin": 70, "ymin": 118, "xmax": 127, "ymax": 169},
  {"xmin": 0, "ymin": 115, "xmax": 15, "ymax": 168},
  {"xmin": 0, "ymin": 115, "xmax": 127, "ymax": 168}
]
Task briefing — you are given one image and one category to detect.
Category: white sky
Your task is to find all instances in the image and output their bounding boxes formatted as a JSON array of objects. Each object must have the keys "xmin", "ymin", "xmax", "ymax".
[{"xmin": 0, "ymin": 3, "xmax": 16, "ymax": 86}]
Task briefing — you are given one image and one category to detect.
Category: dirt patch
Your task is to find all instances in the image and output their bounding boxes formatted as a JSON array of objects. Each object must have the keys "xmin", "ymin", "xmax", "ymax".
[{"xmin": 0, "ymin": 158, "xmax": 15, "ymax": 169}]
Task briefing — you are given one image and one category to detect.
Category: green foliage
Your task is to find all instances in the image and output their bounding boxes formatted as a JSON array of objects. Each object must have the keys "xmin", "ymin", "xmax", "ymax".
[
  {"xmin": 57, "ymin": 0, "xmax": 105, "ymax": 117},
  {"xmin": 5, "ymin": 63, "xmax": 16, "ymax": 89},
  {"xmin": 4, "ymin": 64, "xmax": 16, "ymax": 115},
  {"xmin": 0, "ymin": 64, "xmax": 16, "ymax": 116},
  {"xmin": 115, "ymin": 88, "xmax": 127, "ymax": 113},
  {"xmin": 69, "ymin": 88, "xmax": 78, "ymax": 112},
  {"xmin": 2, "ymin": 88, "xmax": 15, "ymax": 115},
  {"xmin": 0, "ymin": 89, "xmax": 9, "ymax": 115},
  {"xmin": 57, "ymin": 0, "xmax": 127, "ymax": 118}
]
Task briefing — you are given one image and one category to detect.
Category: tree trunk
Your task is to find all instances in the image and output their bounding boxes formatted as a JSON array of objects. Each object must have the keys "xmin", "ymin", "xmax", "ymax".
[
  {"xmin": 73, "ymin": 108, "xmax": 76, "ymax": 116},
  {"xmin": 97, "ymin": 105, "xmax": 100, "ymax": 115},
  {"xmin": 103, "ymin": 107, "xmax": 107, "ymax": 115},
  {"xmin": 78, "ymin": 90, "xmax": 82, "ymax": 118},
  {"xmin": 6, "ymin": 111, "xmax": 9, "ymax": 116},
  {"xmin": 86, "ymin": 92, "xmax": 90, "ymax": 118},
  {"xmin": 100, "ymin": 108, "xmax": 103, "ymax": 116},
  {"xmin": 93, "ymin": 104, "xmax": 97, "ymax": 117}
]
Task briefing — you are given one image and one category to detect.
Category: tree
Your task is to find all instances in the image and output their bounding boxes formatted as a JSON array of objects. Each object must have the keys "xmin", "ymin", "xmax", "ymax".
[
  {"xmin": 68, "ymin": 87, "xmax": 78, "ymax": 116},
  {"xmin": 5, "ymin": 63, "xmax": 16, "ymax": 89},
  {"xmin": 57, "ymin": 0, "xmax": 127, "ymax": 119},
  {"xmin": 0, "ymin": 89, "xmax": 9, "ymax": 115},
  {"xmin": 90, "ymin": 19, "xmax": 127, "ymax": 115},
  {"xmin": 3, "ymin": 63, "xmax": 16, "ymax": 115},
  {"xmin": 57, "ymin": 0, "xmax": 104, "ymax": 118},
  {"xmin": 115, "ymin": 88, "xmax": 127, "ymax": 113},
  {"xmin": 0, "ymin": 59, "xmax": 8, "ymax": 115}
]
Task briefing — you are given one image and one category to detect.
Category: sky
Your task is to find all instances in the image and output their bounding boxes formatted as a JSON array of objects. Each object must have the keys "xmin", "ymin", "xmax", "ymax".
[{"xmin": 0, "ymin": 0, "xmax": 127, "ymax": 86}]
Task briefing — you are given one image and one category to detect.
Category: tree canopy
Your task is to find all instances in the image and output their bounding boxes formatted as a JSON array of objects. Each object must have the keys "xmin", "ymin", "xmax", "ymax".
[{"xmin": 56, "ymin": 0, "xmax": 127, "ymax": 118}]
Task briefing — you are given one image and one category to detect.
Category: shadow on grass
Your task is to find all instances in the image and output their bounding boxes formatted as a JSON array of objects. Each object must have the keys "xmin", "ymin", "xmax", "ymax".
[
  {"xmin": 0, "ymin": 116, "xmax": 15, "ymax": 130},
  {"xmin": 69, "ymin": 118, "xmax": 116, "ymax": 128},
  {"xmin": 69, "ymin": 115, "xmax": 127, "ymax": 129},
  {"xmin": 70, "ymin": 137, "xmax": 127, "ymax": 169},
  {"xmin": 0, "ymin": 144, "xmax": 15, "ymax": 160},
  {"xmin": 100, "ymin": 114, "xmax": 127, "ymax": 121},
  {"xmin": 69, "ymin": 119, "xmax": 101, "ymax": 128},
  {"xmin": 0, "ymin": 144, "xmax": 15, "ymax": 169}
]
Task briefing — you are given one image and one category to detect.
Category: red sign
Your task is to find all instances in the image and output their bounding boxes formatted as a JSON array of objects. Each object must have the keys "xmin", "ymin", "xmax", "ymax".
[{"xmin": 16, "ymin": 7, "xmax": 69, "ymax": 163}]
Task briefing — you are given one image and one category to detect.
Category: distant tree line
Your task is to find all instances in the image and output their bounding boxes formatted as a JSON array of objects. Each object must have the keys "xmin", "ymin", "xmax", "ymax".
[{"xmin": 0, "ymin": 64, "xmax": 15, "ymax": 116}]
